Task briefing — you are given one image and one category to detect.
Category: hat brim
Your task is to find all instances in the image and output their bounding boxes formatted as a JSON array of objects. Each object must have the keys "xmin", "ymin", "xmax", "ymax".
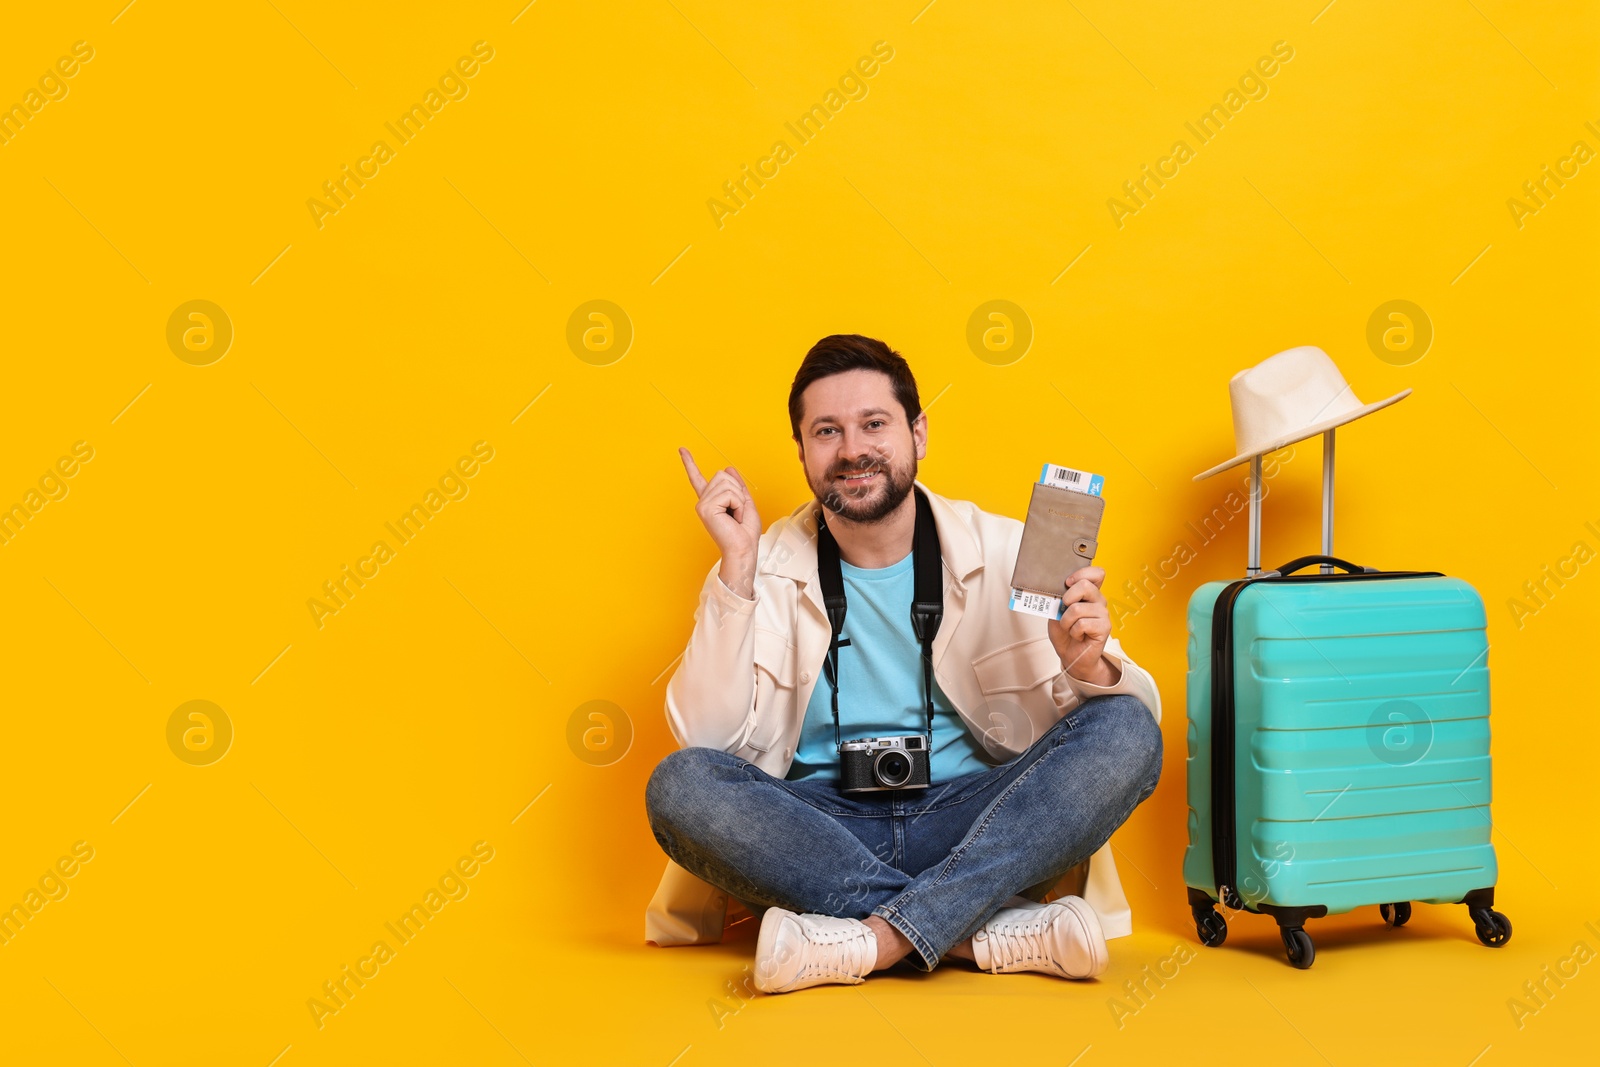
[{"xmin": 1192, "ymin": 388, "xmax": 1412, "ymax": 481}]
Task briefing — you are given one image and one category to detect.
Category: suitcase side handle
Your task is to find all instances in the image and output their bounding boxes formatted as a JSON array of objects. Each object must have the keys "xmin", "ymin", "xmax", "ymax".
[{"xmin": 1265, "ymin": 554, "xmax": 1377, "ymax": 578}]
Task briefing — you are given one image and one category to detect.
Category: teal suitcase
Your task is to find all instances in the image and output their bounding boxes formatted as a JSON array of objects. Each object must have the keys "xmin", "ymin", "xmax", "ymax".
[{"xmin": 1182, "ymin": 439, "xmax": 1510, "ymax": 968}]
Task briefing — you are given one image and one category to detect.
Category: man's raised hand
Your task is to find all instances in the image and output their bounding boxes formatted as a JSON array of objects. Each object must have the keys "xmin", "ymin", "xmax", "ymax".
[
  {"xmin": 679, "ymin": 448, "xmax": 762, "ymax": 582},
  {"xmin": 1046, "ymin": 565, "xmax": 1121, "ymax": 687}
]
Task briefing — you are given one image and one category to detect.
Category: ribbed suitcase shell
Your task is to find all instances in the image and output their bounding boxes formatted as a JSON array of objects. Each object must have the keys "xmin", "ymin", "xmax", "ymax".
[{"xmin": 1182, "ymin": 574, "xmax": 1498, "ymax": 913}]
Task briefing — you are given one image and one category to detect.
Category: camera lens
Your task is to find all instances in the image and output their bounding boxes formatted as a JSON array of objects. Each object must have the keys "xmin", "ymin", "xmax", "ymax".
[{"xmin": 875, "ymin": 749, "xmax": 911, "ymax": 788}]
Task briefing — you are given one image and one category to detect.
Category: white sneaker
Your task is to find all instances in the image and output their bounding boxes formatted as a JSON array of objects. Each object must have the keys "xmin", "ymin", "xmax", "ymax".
[
  {"xmin": 971, "ymin": 895, "xmax": 1109, "ymax": 979},
  {"xmin": 753, "ymin": 907, "xmax": 878, "ymax": 993}
]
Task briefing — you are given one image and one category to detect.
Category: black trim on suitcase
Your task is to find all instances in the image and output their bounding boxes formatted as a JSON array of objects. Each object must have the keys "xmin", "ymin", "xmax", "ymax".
[{"xmin": 1207, "ymin": 554, "xmax": 1443, "ymax": 910}]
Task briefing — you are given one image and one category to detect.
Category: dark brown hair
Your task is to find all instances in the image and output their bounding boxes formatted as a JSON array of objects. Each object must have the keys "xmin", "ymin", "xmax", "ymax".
[{"xmin": 788, "ymin": 334, "xmax": 922, "ymax": 441}]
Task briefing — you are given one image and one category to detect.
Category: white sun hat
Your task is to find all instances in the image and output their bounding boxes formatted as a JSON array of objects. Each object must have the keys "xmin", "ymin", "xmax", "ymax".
[{"xmin": 1193, "ymin": 346, "xmax": 1412, "ymax": 481}]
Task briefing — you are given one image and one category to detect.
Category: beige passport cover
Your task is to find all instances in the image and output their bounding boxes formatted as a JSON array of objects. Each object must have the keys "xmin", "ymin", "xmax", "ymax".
[{"xmin": 1010, "ymin": 482, "xmax": 1106, "ymax": 596}]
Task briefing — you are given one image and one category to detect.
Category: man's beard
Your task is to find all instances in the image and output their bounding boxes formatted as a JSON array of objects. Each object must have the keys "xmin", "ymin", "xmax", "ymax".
[{"xmin": 813, "ymin": 455, "xmax": 917, "ymax": 524}]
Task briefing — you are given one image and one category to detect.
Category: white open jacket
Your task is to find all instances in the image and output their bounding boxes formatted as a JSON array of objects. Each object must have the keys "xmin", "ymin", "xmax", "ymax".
[{"xmin": 645, "ymin": 479, "xmax": 1162, "ymax": 946}]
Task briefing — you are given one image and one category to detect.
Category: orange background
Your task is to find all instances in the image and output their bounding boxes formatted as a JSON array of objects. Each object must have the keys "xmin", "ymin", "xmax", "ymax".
[{"xmin": 1, "ymin": 1, "xmax": 1595, "ymax": 1063}]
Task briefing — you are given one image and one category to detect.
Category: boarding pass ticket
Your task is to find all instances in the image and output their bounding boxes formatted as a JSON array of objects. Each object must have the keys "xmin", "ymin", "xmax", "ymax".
[{"xmin": 1008, "ymin": 463, "xmax": 1104, "ymax": 621}]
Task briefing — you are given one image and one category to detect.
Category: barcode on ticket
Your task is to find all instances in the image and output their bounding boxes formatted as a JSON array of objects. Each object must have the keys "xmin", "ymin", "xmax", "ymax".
[
  {"xmin": 1009, "ymin": 587, "xmax": 1064, "ymax": 620},
  {"xmin": 1039, "ymin": 463, "xmax": 1104, "ymax": 495}
]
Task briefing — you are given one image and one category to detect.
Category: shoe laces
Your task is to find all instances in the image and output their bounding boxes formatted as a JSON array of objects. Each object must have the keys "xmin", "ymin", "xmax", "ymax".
[
  {"xmin": 796, "ymin": 917, "xmax": 874, "ymax": 981},
  {"xmin": 988, "ymin": 913, "xmax": 1053, "ymax": 971}
]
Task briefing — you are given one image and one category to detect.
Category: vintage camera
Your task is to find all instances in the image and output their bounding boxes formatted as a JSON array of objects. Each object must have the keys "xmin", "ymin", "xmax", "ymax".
[{"xmin": 838, "ymin": 735, "xmax": 930, "ymax": 793}]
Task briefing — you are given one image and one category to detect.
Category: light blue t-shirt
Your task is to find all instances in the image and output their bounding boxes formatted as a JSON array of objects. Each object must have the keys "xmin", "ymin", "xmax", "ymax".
[{"xmin": 786, "ymin": 548, "xmax": 995, "ymax": 784}]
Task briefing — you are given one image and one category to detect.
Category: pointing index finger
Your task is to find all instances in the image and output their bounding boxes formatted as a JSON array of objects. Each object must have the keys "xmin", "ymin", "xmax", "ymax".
[{"xmin": 679, "ymin": 447, "xmax": 708, "ymax": 494}]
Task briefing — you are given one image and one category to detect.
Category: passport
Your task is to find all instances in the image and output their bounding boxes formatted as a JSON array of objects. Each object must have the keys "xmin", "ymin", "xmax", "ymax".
[{"xmin": 1009, "ymin": 479, "xmax": 1106, "ymax": 619}]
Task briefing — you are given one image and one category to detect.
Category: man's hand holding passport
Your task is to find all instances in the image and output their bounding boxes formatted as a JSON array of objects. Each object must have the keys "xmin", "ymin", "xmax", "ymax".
[{"xmin": 1009, "ymin": 463, "xmax": 1120, "ymax": 687}]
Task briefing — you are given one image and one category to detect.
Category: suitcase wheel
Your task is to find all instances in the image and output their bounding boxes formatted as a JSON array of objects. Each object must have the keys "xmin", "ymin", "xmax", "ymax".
[
  {"xmin": 1470, "ymin": 907, "xmax": 1513, "ymax": 947},
  {"xmin": 1379, "ymin": 902, "xmax": 1412, "ymax": 928},
  {"xmin": 1280, "ymin": 926, "xmax": 1315, "ymax": 969},
  {"xmin": 1191, "ymin": 905, "xmax": 1228, "ymax": 948}
]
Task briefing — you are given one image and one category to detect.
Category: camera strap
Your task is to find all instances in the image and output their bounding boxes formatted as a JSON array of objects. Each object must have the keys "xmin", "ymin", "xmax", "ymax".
[{"xmin": 815, "ymin": 484, "xmax": 944, "ymax": 749}]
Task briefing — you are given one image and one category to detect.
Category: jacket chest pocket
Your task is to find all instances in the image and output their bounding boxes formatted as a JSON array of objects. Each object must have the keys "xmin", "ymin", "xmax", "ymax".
[
  {"xmin": 972, "ymin": 636, "xmax": 1061, "ymax": 694},
  {"xmin": 747, "ymin": 627, "xmax": 797, "ymax": 752},
  {"xmin": 970, "ymin": 637, "xmax": 1062, "ymax": 756}
]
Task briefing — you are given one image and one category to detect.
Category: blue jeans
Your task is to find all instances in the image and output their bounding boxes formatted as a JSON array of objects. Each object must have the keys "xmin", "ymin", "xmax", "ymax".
[{"xmin": 644, "ymin": 693, "xmax": 1162, "ymax": 971}]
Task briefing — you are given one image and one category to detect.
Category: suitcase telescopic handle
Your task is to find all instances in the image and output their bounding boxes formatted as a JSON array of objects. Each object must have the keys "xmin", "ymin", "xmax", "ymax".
[
  {"xmin": 1246, "ymin": 427, "xmax": 1339, "ymax": 576},
  {"xmin": 1263, "ymin": 554, "xmax": 1378, "ymax": 578}
]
